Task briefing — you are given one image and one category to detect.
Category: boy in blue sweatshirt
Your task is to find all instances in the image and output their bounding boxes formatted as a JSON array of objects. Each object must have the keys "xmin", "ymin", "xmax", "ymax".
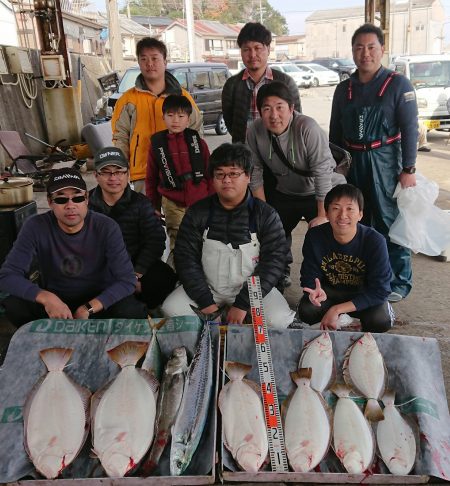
[{"xmin": 298, "ymin": 183, "xmax": 394, "ymax": 332}]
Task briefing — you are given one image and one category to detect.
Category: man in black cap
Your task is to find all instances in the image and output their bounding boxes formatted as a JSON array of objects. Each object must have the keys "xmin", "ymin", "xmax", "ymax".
[
  {"xmin": 89, "ymin": 147, "xmax": 177, "ymax": 311},
  {"xmin": 0, "ymin": 167, "xmax": 148, "ymax": 326}
]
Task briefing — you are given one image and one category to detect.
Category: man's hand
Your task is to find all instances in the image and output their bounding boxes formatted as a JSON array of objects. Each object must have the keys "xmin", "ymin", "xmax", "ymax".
[
  {"xmin": 320, "ymin": 306, "xmax": 340, "ymax": 331},
  {"xmin": 399, "ymin": 171, "xmax": 416, "ymax": 189},
  {"xmin": 303, "ymin": 278, "xmax": 327, "ymax": 307},
  {"xmin": 74, "ymin": 305, "xmax": 90, "ymax": 320},
  {"xmin": 308, "ymin": 216, "xmax": 328, "ymax": 228},
  {"xmin": 226, "ymin": 306, "xmax": 247, "ymax": 325},
  {"xmin": 201, "ymin": 304, "xmax": 220, "ymax": 315},
  {"xmin": 35, "ymin": 290, "xmax": 73, "ymax": 319}
]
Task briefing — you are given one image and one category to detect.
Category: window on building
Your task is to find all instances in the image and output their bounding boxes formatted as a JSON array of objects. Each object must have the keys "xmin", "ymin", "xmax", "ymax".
[
  {"xmin": 205, "ymin": 39, "xmax": 223, "ymax": 51},
  {"xmin": 343, "ymin": 25, "xmax": 346, "ymax": 33},
  {"xmin": 226, "ymin": 40, "xmax": 237, "ymax": 49}
]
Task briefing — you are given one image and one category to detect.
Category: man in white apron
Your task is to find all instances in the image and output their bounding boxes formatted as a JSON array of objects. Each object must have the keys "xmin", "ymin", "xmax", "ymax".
[{"xmin": 162, "ymin": 142, "xmax": 295, "ymax": 328}]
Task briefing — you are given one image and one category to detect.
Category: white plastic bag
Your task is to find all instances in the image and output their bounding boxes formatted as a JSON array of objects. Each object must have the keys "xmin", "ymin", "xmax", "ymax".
[{"xmin": 389, "ymin": 172, "xmax": 450, "ymax": 256}]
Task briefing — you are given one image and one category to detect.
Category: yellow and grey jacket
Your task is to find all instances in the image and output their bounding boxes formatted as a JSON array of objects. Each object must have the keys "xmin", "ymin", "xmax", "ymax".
[{"xmin": 111, "ymin": 71, "xmax": 203, "ymax": 181}]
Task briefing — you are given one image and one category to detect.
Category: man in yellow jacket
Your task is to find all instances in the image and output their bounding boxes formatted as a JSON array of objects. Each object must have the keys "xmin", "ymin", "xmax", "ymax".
[{"xmin": 112, "ymin": 37, "xmax": 203, "ymax": 193}]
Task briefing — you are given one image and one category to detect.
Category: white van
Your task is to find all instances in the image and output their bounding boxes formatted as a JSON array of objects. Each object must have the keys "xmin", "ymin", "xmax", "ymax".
[{"xmin": 393, "ymin": 54, "xmax": 450, "ymax": 130}]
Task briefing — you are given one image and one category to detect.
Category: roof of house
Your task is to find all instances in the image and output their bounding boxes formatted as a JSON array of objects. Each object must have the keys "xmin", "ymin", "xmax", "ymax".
[
  {"xmin": 276, "ymin": 34, "xmax": 305, "ymax": 43},
  {"xmin": 97, "ymin": 13, "xmax": 152, "ymax": 36},
  {"xmin": 165, "ymin": 19, "xmax": 242, "ymax": 37},
  {"xmin": 306, "ymin": 0, "xmax": 436, "ymax": 21},
  {"xmin": 131, "ymin": 16, "xmax": 172, "ymax": 27},
  {"xmin": 0, "ymin": 0, "xmax": 12, "ymax": 10}
]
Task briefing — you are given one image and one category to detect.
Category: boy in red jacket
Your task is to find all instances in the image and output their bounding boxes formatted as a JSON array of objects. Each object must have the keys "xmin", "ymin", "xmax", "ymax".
[{"xmin": 146, "ymin": 95, "xmax": 213, "ymax": 253}]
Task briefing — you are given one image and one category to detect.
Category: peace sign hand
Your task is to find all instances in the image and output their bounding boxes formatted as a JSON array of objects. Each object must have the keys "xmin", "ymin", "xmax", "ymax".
[{"xmin": 303, "ymin": 278, "xmax": 327, "ymax": 307}]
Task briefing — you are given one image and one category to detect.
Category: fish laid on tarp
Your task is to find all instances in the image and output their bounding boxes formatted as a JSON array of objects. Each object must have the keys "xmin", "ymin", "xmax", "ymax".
[
  {"xmin": 376, "ymin": 389, "xmax": 417, "ymax": 475},
  {"xmin": 141, "ymin": 346, "xmax": 188, "ymax": 475},
  {"xmin": 284, "ymin": 368, "xmax": 331, "ymax": 472},
  {"xmin": 141, "ymin": 318, "xmax": 166, "ymax": 382},
  {"xmin": 170, "ymin": 322, "xmax": 213, "ymax": 476},
  {"xmin": 23, "ymin": 348, "xmax": 91, "ymax": 479},
  {"xmin": 91, "ymin": 341, "xmax": 159, "ymax": 477},
  {"xmin": 343, "ymin": 332, "xmax": 386, "ymax": 422},
  {"xmin": 298, "ymin": 332, "xmax": 335, "ymax": 392},
  {"xmin": 219, "ymin": 361, "xmax": 268, "ymax": 473},
  {"xmin": 332, "ymin": 383, "xmax": 375, "ymax": 474}
]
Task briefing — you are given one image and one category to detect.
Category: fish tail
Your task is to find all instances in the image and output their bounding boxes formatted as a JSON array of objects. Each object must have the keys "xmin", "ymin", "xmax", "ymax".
[
  {"xmin": 107, "ymin": 341, "xmax": 149, "ymax": 367},
  {"xmin": 330, "ymin": 383, "xmax": 352, "ymax": 398},
  {"xmin": 365, "ymin": 398, "xmax": 385, "ymax": 422},
  {"xmin": 290, "ymin": 367, "xmax": 312, "ymax": 384},
  {"xmin": 381, "ymin": 388, "xmax": 396, "ymax": 407},
  {"xmin": 39, "ymin": 348, "xmax": 73, "ymax": 371},
  {"xmin": 225, "ymin": 361, "xmax": 252, "ymax": 380}
]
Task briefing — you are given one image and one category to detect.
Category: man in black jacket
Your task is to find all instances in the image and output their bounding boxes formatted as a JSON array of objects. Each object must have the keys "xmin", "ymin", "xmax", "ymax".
[
  {"xmin": 89, "ymin": 147, "xmax": 177, "ymax": 310},
  {"xmin": 161, "ymin": 143, "xmax": 296, "ymax": 328},
  {"xmin": 222, "ymin": 22, "xmax": 302, "ymax": 143}
]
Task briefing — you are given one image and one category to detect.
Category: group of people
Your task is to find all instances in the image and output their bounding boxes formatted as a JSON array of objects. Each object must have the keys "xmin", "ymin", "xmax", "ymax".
[{"xmin": 0, "ymin": 21, "xmax": 419, "ymax": 333}]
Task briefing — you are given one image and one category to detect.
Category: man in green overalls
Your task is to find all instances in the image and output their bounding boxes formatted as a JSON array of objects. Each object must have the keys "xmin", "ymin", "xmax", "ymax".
[{"xmin": 329, "ymin": 23, "xmax": 418, "ymax": 303}]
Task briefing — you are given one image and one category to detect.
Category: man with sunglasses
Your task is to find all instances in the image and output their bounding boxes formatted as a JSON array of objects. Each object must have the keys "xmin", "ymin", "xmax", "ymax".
[
  {"xmin": 162, "ymin": 142, "xmax": 296, "ymax": 328},
  {"xmin": 89, "ymin": 147, "xmax": 177, "ymax": 311},
  {"xmin": 0, "ymin": 167, "xmax": 148, "ymax": 327}
]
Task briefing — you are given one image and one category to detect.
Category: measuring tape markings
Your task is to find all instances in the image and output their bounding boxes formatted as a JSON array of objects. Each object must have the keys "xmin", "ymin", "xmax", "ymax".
[{"xmin": 248, "ymin": 276, "xmax": 289, "ymax": 472}]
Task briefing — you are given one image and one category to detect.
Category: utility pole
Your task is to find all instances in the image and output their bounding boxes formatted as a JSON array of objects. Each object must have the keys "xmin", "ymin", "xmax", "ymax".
[
  {"xmin": 107, "ymin": 0, "xmax": 124, "ymax": 72},
  {"xmin": 185, "ymin": 0, "xmax": 196, "ymax": 62}
]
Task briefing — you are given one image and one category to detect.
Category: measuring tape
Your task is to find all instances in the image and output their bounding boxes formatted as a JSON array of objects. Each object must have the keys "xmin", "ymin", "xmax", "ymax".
[{"xmin": 247, "ymin": 276, "xmax": 288, "ymax": 472}]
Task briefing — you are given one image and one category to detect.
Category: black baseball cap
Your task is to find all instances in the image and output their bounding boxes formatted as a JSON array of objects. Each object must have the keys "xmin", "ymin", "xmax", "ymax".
[
  {"xmin": 94, "ymin": 147, "xmax": 129, "ymax": 171},
  {"xmin": 46, "ymin": 168, "xmax": 87, "ymax": 194}
]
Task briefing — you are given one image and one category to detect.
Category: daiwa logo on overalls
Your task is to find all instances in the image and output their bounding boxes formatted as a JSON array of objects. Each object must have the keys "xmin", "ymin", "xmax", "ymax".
[
  {"xmin": 191, "ymin": 136, "xmax": 201, "ymax": 154},
  {"xmin": 159, "ymin": 147, "xmax": 176, "ymax": 187},
  {"xmin": 358, "ymin": 115, "xmax": 364, "ymax": 140}
]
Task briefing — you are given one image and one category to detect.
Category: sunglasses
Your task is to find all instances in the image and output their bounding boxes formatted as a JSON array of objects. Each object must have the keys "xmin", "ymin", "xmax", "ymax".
[{"xmin": 51, "ymin": 195, "xmax": 87, "ymax": 205}]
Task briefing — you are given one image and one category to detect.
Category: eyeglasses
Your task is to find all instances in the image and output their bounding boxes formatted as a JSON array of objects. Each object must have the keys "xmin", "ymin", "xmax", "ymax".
[
  {"xmin": 97, "ymin": 170, "xmax": 128, "ymax": 178},
  {"xmin": 52, "ymin": 195, "xmax": 86, "ymax": 205},
  {"xmin": 213, "ymin": 170, "xmax": 245, "ymax": 180}
]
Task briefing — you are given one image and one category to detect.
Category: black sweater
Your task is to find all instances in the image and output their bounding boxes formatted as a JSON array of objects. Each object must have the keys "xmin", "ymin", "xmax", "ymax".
[{"xmin": 89, "ymin": 185, "xmax": 166, "ymax": 275}]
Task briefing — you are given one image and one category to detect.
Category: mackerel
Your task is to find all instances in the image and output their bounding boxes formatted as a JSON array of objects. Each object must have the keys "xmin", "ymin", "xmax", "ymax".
[{"xmin": 170, "ymin": 322, "xmax": 213, "ymax": 475}]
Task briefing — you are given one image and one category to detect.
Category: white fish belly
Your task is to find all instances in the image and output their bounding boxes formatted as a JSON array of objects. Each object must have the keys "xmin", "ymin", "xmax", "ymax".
[
  {"xmin": 94, "ymin": 368, "xmax": 156, "ymax": 476},
  {"xmin": 300, "ymin": 345, "xmax": 333, "ymax": 392},
  {"xmin": 285, "ymin": 386, "xmax": 330, "ymax": 472},
  {"xmin": 333, "ymin": 398, "xmax": 373, "ymax": 474},
  {"xmin": 221, "ymin": 381, "xmax": 268, "ymax": 472},
  {"xmin": 26, "ymin": 373, "xmax": 86, "ymax": 478},
  {"xmin": 348, "ymin": 344, "xmax": 384, "ymax": 399},
  {"xmin": 377, "ymin": 406, "xmax": 416, "ymax": 474}
]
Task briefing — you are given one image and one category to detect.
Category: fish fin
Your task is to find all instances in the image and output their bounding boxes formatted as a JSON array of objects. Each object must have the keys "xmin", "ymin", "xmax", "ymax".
[
  {"xmin": 225, "ymin": 361, "xmax": 252, "ymax": 381},
  {"xmin": 154, "ymin": 317, "xmax": 168, "ymax": 331},
  {"xmin": 342, "ymin": 341, "xmax": 354, "ymax": 388},
  {"xmin": 39, "ymin": 347, "xmax": 73, "ymax": 371},
  {"xmin": 90, "ymin": 378, "xmax": 115, "ymax": 436},
  {"xmin": 290, "ymin": 367, "xmax": 312, "ymax": 385},
  {"xmin": 330, "ymin": 382, "xmax": 352, "ymax": 398},
  {"xmin": 365, "ymin": 398, "xmax": 385, "ymax": 422},
  {"xmin": 136, "ymin": 368, "xmax": 160, "ymax": 396},
  {"xmin": 22, "ymin": 375, "xmax": 45, "ymax": 460},
  {"xmin": 244, "ymin": 378, "xmax": 263, "ymax": 397},
  {"xmin": 107, "ymin": 341, "xmax": 149, "ymax": 367}
]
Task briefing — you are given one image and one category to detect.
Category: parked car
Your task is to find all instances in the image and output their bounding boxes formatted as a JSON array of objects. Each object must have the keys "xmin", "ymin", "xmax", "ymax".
[
  {"xmin": 394, "ymin": 54, "xmax": 450, "ymax": 131},
  {"xmin": 293, "ymin": 62, "xmax": 340, "ymax": 87},
  {"xmin": 268, "ymin": 63, "xmax": 312, "ymax": 88},
  {"xmin": 312, "ymin": 58, "xmax": 356, "ymax": 81},
  {"xmin": 107, "ymin": 63, "xmax": 231, "ymax": 135}
]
